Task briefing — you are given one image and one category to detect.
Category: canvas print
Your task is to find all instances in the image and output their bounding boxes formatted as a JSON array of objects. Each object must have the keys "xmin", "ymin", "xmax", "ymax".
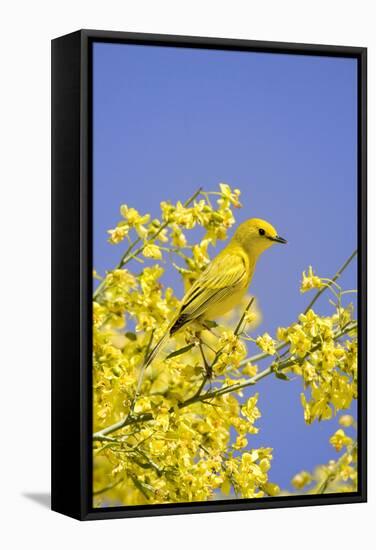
[{"xmin": 92, "ymin": 43, "xmax": 358, "ymax": 508}]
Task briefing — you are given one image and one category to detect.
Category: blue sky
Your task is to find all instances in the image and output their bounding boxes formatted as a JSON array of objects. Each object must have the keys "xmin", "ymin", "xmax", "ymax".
[{"xmin": 93, "ymin": 42, "xmax": 358, "ymax": 491}]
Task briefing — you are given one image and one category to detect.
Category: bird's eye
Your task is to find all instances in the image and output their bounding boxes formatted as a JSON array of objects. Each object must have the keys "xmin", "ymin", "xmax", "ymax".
[{"xmin": 259, "ymin": 228, "xmax": 265, "ymax": 236}]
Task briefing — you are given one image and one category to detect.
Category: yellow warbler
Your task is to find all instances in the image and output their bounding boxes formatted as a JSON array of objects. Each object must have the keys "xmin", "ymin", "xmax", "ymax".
[{"xmin": 145, "ymin": 218, "xmax": 287, "ymax": 367}]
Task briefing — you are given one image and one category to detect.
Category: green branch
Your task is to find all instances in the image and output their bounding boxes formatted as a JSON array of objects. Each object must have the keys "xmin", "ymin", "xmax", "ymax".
[
  {"xmin": 315, "ymin": 442, "xmax": 357, "ymax": 494},
  {"xmin": 303, "ymin": 249, "xmax": 357, "ymax": 314},
  {"xmin": 93, "ymin": 477, "xmax": 124, "ymax": 496},
  {"xmin": 234, "ymin": 297, "xmax": 254, "ymax": 336}
]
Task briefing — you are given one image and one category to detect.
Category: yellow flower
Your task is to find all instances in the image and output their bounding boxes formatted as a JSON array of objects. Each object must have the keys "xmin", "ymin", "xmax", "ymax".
[
  {"xmin": 339, "ymin": 414, "xmax": 355, "ymax": 428},
  {"xmin": 241, "ymin": 394, "xmax": 261, "ymax": 426},
  {"xmin": 263, "ymin": 482, "xmax": 280, "ymax": 496},
  {"xmin": 173, "ymin": 201, "xmax": 196, "ymax": 228},
  {"xmin": 120, "ymin": 204, "xmax": 150, "ymax": 227},
  {"xmin": 330, "ymin": 429, "xmax": 353, "ymax": 452},
  {"xmin": 256, "ymin": 333, "xmax": 276, "ymax": 355},
  {"xmin": 134, "ymin": 396, "xmax": 153, "ymax": 414},
  {"xmin": 160, "ymin": 200, "xmax": 176, "ymax": 222},
  {"xmin": 135, "ymin": 312, "xmax": 157, "ymax": 333},
  {"xmin": 298, "ymin": 309, "xmax": 321, "ymax": 338},
  {"xmin": 233, "ymin": 435, "xmax": 248, "ymax": 450},
  {"xmin": 218, "ymin": 183, "xmax": 242, "ymax": 208},
  {"xmin": 300, "ymin": 393, "xmax": 313, "ymax": 424},
  {"xmin": 243, "ymin": 362, "xmax": 258, "ymax": 377},
  {"xmin": 93, "ymin": 301, "xmax": 107, "ymax": 327},
  {"xmin": 259, "ymin": 457, "xmax": 271, "ymax": 473},
  {"xmin": 93, "ymin": 269, "xmax": 102, "ymax": 280},
  {"xmin": 242, "ymin": 305, "xmax": 259, "ymax": 328},
  {"xmin": 276, "ymin": 326, "xmax": 288, "ymax": 341},
  {"xmin": 143, "ymin": 244, "xmax": 162, "ymax": 260},
  {"xmin": 300, "ymin": 360, "xmax": 317, "ymax": 385},
  {"xmin": 213, "ymin": 331, "xmax": 247, "ymax": 375},
  {"xmin": 287, "ymin": 325, "xmax": 312, "ymax": 358},
  {"xmin": 105, "ymin": 269, "xmax": 136, "ymax": 290},
  {"xmin": 107, "ymin": 225, "xmax": 128, "ymax": 244},
  {"xmin": 170, "ymin": 224, "xmax": 187, "ymax": 247},
  {"xmin": 300, "ymin": 266, "xmax": 324, "ymax": 293},
  {"xmin": 192, "ymin": 239, "xmax": 210, "ymax": 268},
  {"xmin": 106, "ymin": 205, "xmax": 151, "ymax": 244},
  {"xmin": 320, "ymin": 341, "xmax": 340, "ymax": 370},
  {"xmin": 292, "ymin": 470, "xmax": 312, "ymax": 489}
]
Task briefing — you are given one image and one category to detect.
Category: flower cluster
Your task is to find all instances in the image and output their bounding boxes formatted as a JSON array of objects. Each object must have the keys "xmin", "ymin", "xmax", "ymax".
[
  {"xmin": 107, "ymin": 182, "xmax": 239, "ymax": 252},
  {"xmin": 93, "ymin": 184, "xmax": 280, "ymax": 507},
  {"xmin": 224, "ymin": 448, "xmax": 279, "ymax": 498},
  {"xmin": 93, "ymin": 350, "xmax": 278, "ymax": 505},
  {"xmin": 276, "ymin": 304, "xmax": 357, "ymax": 424},
  {"xmin": 329, "ymin": 429, "xmax": 353, "ymax": 452},
  {"xmin": 213, "ymin": 331, "xmax": 248, "ymax": 376},
  {"xmin": 300, "ymin": 266, "xmax": 324, "ymax": 293},
  {"xmin": 291, "ymin": 417, "xmax": 357, "ymax": 494},
  {"xmin": 108, "ymin": 206, "xmax": 150, "ymax": 244},
  {"xmin": 93, "ymin": 185, "xmax": 358, "ymax": 507},
  {"xmin": 256, "ymin": 333, "xmax": 277, "ymax": 355}
]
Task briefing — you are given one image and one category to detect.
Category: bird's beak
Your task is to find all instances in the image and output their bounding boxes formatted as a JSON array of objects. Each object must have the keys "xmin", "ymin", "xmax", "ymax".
[{"xmin": 268, "ymin": 235, "xmax": 287, "ymax": 244}]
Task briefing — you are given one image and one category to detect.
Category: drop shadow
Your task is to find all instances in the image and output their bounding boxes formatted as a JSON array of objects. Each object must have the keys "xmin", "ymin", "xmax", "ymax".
[{"xmin": 22, "ymin": 492, "xmax": 51, "ymax": 509}]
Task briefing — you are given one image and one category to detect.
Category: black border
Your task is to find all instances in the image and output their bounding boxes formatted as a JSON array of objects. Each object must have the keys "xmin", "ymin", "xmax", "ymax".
[{"xmin": 51, "ymin": 29, "xmax": 367, "ymax": 521}]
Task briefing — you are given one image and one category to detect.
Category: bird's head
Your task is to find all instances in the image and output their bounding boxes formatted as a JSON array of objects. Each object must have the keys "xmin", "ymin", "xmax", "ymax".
[{"xmin": 233, "ymin": 218, "xmax": 287, "ymax": 256}]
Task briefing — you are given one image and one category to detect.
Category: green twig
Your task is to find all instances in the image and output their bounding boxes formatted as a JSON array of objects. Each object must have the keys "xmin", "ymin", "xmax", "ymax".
[
  {"xmin": 234, "ymin": 297, "xmax": 255, "ymax": 336},
  {"xmin": 93, "ymin": 477, "xmax": 124, "ymax": 496},
  {"xmin": 315, "ymin": 442, "xmax": 357, "ymax": 494},
  {"xmin": 303, "ymin": 250, "xmax": 357, "ymax": 314}
]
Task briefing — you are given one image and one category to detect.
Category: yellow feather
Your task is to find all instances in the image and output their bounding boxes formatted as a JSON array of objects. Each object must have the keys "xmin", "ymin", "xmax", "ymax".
[{"xmin": 144, "ymin": 218, "xmax": 287, "ymax": 368}]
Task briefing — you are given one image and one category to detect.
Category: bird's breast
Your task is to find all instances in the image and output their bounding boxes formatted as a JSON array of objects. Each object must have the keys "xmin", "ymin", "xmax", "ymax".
[{"xmin": 204, "ymin": 286, "xmax": 249, "ymax": 320}]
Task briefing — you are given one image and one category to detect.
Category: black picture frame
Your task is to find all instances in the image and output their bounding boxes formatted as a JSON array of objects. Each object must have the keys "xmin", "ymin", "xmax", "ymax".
[{"xmin": 51, "ymin": 29, "xmax": 367, "ymax": 520}]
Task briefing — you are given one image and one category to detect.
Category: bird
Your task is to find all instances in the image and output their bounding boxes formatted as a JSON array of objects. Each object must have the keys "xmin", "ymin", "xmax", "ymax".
[{"xmin": 144, "ymin": 218, "xmax": 287, "ymax": 369}]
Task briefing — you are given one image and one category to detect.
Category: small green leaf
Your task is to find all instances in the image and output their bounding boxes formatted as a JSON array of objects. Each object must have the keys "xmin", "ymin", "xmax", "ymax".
[
  {"xmin": 125, "ymin": 332, "xmax": 137, "ymax": 341},
  {"xmin": 132, "ymin": 459, "xmax": 152, "ymax": 470},
  {"xmin": 204, "ymin": 320, "xmax": 218, "ymax": 329},
  {"xmin": 166, "ymin": 343, "xmax": 195, "ymax": 359},
  {"xmin": 275, "ymin": 371, "xmax": 290, "ymax": 381}
]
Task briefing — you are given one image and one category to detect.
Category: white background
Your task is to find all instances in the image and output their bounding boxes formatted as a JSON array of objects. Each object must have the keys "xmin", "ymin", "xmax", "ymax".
[{"xmin": 0, "ymin": 1, "xmax": 373, "ymax": 548}]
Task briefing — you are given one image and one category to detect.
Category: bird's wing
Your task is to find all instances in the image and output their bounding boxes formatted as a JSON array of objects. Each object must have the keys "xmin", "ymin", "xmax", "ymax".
[{"xmin": 174, "ymin": 251, "xmax": 248, "ymax": 325}]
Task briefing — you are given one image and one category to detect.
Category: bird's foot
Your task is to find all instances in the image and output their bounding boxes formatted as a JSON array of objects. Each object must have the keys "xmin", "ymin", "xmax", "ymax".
[{"xmin": 204, "ymin": 364, "xmax": 213, "ymax": 379}]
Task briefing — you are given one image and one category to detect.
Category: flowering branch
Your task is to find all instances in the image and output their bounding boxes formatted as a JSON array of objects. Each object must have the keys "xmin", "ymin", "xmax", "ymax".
[
  {"xmin": 303, "ymin": 249, "xmax": 357, "ymax": 315},
  {"xmin": 239, "ymin": 249, "xmax": 357, "ymax": 368},
  {"xmin": 187, "ymin": 320, "xmax": 357, "ymax": 405},
  {"xmin": 315, "ymin": 442, "xmax": 357, "ymax": 494},
  {"xmin": 93, "ymin": 317, "xmax": 356, "ymax": 441},
  {"xmin": 93, "ymin": 250, "xmax": 357, "ymax": 440},
  {"xmin": 92, "ymin": 185, "xmax": 358, "ymax": 505},
  {"xmin": 93, "ymin": 186, "xmax": 203, "ymax": 300}
]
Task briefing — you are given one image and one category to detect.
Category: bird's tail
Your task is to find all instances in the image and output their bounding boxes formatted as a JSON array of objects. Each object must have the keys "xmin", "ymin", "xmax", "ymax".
[
  {"xmin": 143, "ymin": 310, "xmax": 187, "ymax": 369},
  {"xmin": 143, "ymin": 329, "xmax": 171, "ymax": 369}
]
